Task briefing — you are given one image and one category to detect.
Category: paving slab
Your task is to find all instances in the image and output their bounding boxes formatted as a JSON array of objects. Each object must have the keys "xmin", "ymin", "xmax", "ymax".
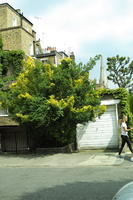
[
  {"xmin": 78, "ymin": 153, "xmax": 124, "ymax": 166},
  {"xmin": 0, "ymin": 151, "xmax": 124, "ymax": 168}
]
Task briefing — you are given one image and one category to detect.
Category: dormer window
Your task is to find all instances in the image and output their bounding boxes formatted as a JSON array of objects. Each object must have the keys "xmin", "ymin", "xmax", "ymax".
[{"xmin": 12, "ymin": 16, "xmax": 17, "ymax": 26}]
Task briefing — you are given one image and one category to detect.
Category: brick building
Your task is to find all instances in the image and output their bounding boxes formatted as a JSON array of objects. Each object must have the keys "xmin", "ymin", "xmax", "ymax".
[
  {"xmin": 0, "ymin": 3, "xmax": 42, "ymax": 56},
  {"xmin": 36, "ymin": 47, "xmax": 68, "ymax": 66}
]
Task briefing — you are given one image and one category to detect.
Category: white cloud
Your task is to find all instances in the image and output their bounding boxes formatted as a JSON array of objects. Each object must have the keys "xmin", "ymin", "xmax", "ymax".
[
  {"xmin": 3, "ymin": 0, "xmax": 132, "ymax": 61},
  {"xmin": 31, "ymin": 0, "xmax": 113, "ymax": 50},
  {"xmin": 29, "ymin": 0, "xmax": 133, "ymax": 59}
]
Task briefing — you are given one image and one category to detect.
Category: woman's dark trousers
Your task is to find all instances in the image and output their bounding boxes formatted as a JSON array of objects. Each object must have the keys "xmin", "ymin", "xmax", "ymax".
[{"xmin": 119, "ymin": 135, "xmax": 133, "ymax": 155}]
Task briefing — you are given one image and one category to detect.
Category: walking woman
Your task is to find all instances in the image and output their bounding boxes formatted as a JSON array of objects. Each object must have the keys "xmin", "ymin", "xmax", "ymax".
[{"xmin": 119, "ymin": 115, "xmax": 133, "ymax": 158}]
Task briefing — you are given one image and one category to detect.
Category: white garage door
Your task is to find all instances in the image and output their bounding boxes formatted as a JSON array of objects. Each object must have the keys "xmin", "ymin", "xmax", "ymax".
[{"xmin": 77, "ymin": 105, "xmax": 119, "ymax": 149}]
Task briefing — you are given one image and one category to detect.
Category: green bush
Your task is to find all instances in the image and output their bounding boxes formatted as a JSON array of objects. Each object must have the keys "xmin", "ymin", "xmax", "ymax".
[{"xmin": 2, "ymin": 56, "xmax": 106, "ymax": 147}]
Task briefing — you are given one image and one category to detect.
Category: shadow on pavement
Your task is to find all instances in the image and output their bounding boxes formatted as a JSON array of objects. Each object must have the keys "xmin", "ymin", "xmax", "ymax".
[
  {"xmin": 124, "ymin": 154, "xmax": 132, "ymax": 161},
  {"xmin": 0, "ymin": 152, "xmax": 58, "ymax": 159},
  {"xmin": 17, "ymin": 180, "xmax": 131, "ymax": 200}
]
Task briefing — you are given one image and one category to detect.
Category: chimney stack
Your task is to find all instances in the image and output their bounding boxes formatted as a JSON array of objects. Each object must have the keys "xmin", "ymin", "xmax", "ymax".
[{"xmin": 70, "ymin": 52, "xmax": 75, "ymax": 61}]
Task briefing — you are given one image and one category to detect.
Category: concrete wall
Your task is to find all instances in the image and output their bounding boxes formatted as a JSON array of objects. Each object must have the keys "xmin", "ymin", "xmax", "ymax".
[
  {"xmin": 21, "ymin": 29, "xmax": 34, "ymax": 55},
  {"xmin": 22, "ymin": 19, "xmax": 33, "ymax": 35},
  {"xmin": 0, "ymin": 4, "xmax": 35, "ymax": 56},
  {"xmin": 0, "ymin": 28, "xmax": 22, "ymax": 50},
  {"xmin": 6, "ymin": 7, "xmax": 21, "ymax": 28},
  {"xmin": 0, "ymin": 28, "xmax": 34, "ymax": 55}
]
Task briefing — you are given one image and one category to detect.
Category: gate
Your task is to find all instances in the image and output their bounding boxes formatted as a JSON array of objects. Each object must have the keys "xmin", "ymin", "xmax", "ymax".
[{"xmin": 0, "ymin": 126, "xmax": 29, "ymax": 152}]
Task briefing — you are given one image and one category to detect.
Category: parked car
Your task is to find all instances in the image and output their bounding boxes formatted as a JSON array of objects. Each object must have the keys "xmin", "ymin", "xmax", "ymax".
[{"xmin": 112, "ymin": 182, "xmax": 133, "ymax": 200}]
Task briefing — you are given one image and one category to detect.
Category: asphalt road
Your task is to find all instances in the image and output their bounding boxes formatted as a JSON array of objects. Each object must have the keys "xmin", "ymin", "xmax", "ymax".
[{"xmin": 0, "ymin": 166, "xmax": 133, "ymax": 200}]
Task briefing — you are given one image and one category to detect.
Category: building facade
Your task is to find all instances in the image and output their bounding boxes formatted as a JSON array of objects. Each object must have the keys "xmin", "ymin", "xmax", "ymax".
[
  {"xmin": 0, "ymin": 3, "xmax": 42, "ymax": 56},
  {"xmin": 36, "ymin": 47, "xmax": 70, "ymax": 66}
]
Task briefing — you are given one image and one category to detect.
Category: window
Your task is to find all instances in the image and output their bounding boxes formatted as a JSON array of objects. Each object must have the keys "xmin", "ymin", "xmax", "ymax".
[
  {"xmin": 12, "ymin": 16, "xmax": 17, "ymax": 26},
  {"xmin": 41, "ymin": 58, "xmax": 48, "ymax": 64},
  {"xmin": 55, "ymin": 56, "xmax": 58, "ymax": 66},
  {"xmin": 29, "ymin": 43, "xmax": 33, "ymax": 56},
  {"xmin": 25, "ymin": 27, "xmax": 29, "ymax": 32}
]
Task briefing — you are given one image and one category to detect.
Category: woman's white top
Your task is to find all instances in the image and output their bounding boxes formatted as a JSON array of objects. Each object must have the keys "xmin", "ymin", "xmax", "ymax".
[{"xmin": 121, "ymin": 122, "xmax": 128, "ymax": 136}]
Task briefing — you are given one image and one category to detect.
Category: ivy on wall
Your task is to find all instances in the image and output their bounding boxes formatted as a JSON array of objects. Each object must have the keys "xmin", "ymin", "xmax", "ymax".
[
  {"xmin": 99, "ymin": 88, "xmax": 133, "ymax": 138},
  {"xmin": 0, "ymin": 50, "xmax": 25, "ymax": 77},
  {"xmin": 0, "ymin": 38, "xmax": 25, "ymax": 107},
  {"xmin": 0, "ymin": 37, "xmax": 3, "ymax": 50},
  {"xmin": 0, "ymin": 36, "xmax": 25, "ymax": 77}
]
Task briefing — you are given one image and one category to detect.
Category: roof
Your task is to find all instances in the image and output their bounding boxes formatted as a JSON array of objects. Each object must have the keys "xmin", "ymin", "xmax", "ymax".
[
  {"xmin": 58, "ymin": 51, "xmax": 68, "ymax": 57},
  {"xmin": 36, "ymin": 51, "xmax": 61, "ymax": 58},
  {"xmin": 36, "ymin": 50, "xmax": 68, "ymax": 59},
  {"xmin": 0, "ymin": 3, "xmax": 33, "ymax": 26}
]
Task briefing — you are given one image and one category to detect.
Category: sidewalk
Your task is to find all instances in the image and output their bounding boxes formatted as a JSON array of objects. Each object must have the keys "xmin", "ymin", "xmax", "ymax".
[{"xmin": 0, "ymin": 151, "xmax": 124, "ymax": 168}]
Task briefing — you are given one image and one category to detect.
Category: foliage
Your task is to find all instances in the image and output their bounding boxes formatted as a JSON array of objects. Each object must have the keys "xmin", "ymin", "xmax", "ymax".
[
  {"xmin": 99, "ymin": 88, "xmax": 133, "ymax": 139},
  {"xmin": 1, "ymin": 56, "xmax": 106, "ymax": 147},
  {"xmin": 0, "ymin": 50, "xmax": 25, "ymax": 77},
  {"xmin": 0, "ymin": 37, "xmax": 24, "ymax": 78},
  {"xmin": 0, "ymin": 39, "xmax": 25, "ymax": 116},
  {"xmin": 0, "ymin": 46, "xmax": 25, "ymax": 101},
  {"xmin": 129, "ymin": 94, "xmax": 133, "ymax": 112},
  {"xmin": 0, "ymin": 36, "xmax": 3, "ymax": 50},
  {"xmin": 107, "ymin": 55, "xmax": 133, "ymax": 89}
]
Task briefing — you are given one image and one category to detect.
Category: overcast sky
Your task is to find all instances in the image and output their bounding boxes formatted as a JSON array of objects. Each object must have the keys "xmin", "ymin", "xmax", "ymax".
[{"xmin": 1, "ymin": 0, "xmax": 133, "ymax": 86}]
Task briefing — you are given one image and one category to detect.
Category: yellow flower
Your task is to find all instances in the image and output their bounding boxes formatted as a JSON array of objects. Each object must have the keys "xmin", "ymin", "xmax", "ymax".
[
  {"xmin": 45, "ymin": 64, "xmax": 53, "ymax": 78},
  {"xmin": 71, "ymin": 105, "xmax": 92, "ymax": 113},
  {"xmin": 59, "ymin": 99, "xmax": 67, "ymax": 108},
  {"xmin": 16, "ymin": 113, "xmax": 28, "ymax": 120},
  {"xmin": 9, "ymin": 82, "xmax": 17, "ymax": 88},
  {"xmin": 50, "ymin": 83, "xmax": 55, "ymax": 87},
  {"xmin": 74, "ymin": 78, "xmax": 83, "ymax": 84},
  {"xmin": 0, "ymin": 101, "xmax": 3, "ymax": 108},
  {"xmin": 74, "ymin": 76, "xmax": 85, "ymax": 86},
  {"xmin": 23, "ymin": 57, "xmax": 35, "ymax": 71},
  {"xmin": 48, "ymin": 96, "xmax": 75, "ymax": 109},
  {"xmin": 48, "ymin": 95, "xmax": 59, "ymax": 107},
  {"xmin": 18, "ymin": 93, "xmax": 33, "ymax": 100},
  {"xmin": 67, "ymin": 96, "xmax": 75, "ymax": 107},
  {"xmin": 61, "ymin": 57, "xmax": 72, "ymax": 63},
  {"xmin": 26, "ymin": 56, "xmax": 35, "ymax": 66}
]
